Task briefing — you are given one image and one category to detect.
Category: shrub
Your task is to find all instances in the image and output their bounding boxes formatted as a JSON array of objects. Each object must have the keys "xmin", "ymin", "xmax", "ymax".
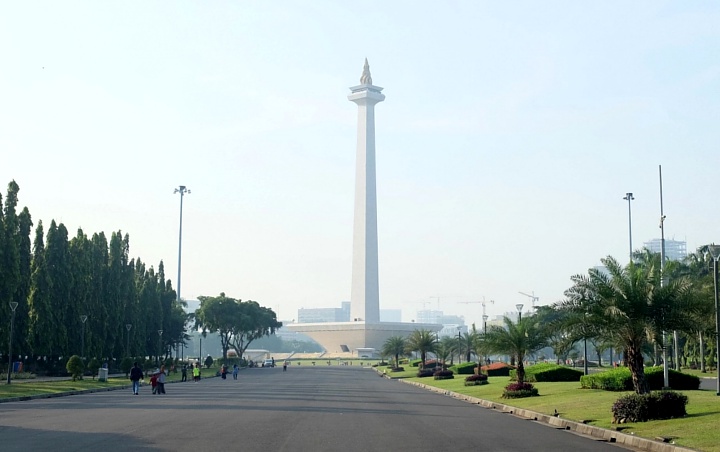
[
  {"xmin": 204, "ymin": 355, "xmax": 214, "ymax": 369},
  {"xmin": 66, "ymin": 355, "xmax": 85, "ymax": 381},
  {"xmin": 390, "ymin": 367, "xmax": 405, "ymax": 372},
  {"xmin": 481, "ymin": 362, "xmax": 514, "ymax": 377},
  {"xmin": 611, "ymin": 390, "xmax": 688, "ymax": 423},
  {"xmin": 416, "ymin": 368, "xmax": 434, "ymax": 378},
  {"xmin": 502, "ymin": 382, "xmax": 538, "ymax": 399},
  {"xmin": 511, "ymin": 363, "xmax": 583, "ymax": 382},
  {"xmin": 87, "ymin": 358, "xmax": 101, "ymax": 379},
  {"xmin": 464, "ymin": 374, "xmax": 489, "ymax": 386},
  {"xmin": 448, "ymin": 362, "xmax": 477, "ymax": 375},
  {"xmin": 465, "ymin": 373, "xmax": 488, "ymax": 382},
  {"xmin": 646, "ymin": 367, "xmax": 700, "ymax": 390},
  {"xmin": 581, "ymin": 367, "xmax": 701, "ymax": 391},
  {"xmin": 410, "ymin": 359, "xmax": 423, "ymax": 368},
  {"xmin": 433, "ymin": 370, "xmax": 454, "ymax": 380}
]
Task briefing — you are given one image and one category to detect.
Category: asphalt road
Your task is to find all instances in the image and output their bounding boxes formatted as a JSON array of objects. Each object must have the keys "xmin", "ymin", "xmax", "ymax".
[{"xmin": 0, "ymin": 365, "xmax": 632, "ymax": 452}]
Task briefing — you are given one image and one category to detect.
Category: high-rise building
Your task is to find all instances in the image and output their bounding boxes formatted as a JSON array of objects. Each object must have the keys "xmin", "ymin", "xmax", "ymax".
[{"xmin": 643, "ymin": 239, "xmax": 687, "ymax": 261}]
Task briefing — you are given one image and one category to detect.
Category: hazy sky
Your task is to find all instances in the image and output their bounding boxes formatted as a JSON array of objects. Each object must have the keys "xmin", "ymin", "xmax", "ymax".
[{"xmin": 2, "ymin": 1, "xmax": 718, "ymax": 326}]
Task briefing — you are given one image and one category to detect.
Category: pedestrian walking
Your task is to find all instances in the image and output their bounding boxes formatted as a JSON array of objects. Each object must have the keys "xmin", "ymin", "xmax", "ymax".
[
  {"xmin": 181, "ymin": 363, "xmax": 188, "ymax": 382},
  {"xmin": 129, "ymin": 362, "xmax": 143, "ymax": 395},
  {"xmin": 232, "ymin": 364, "xmax": 239, "ymax": 380},
  {"xmin": 157, "ymin": 365, "xmax": 167, "ymax": 394},
  {"xmin": 221, "ymin": 364, "xmax": 228, "ymax": 380},
  {"xmin": 193, "ymin": 363, "xmax": 200, "ymax": 382},
  {"xmin": 150, "ymin": 372, "xmax": 158, "ymax": 394},
  {"xmin": 283, "ymin": 360, "xmax": 288, "ymax": 372}
]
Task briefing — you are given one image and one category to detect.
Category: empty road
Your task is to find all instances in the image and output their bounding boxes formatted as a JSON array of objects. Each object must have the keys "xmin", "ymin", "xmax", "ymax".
[{"xmin": 0, "ymin": 365, "xmax": 630, "ymax": 451}]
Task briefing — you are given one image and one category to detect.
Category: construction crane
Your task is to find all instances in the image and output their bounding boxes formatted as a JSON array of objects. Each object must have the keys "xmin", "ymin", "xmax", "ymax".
[
  {"xmin": 518, "ymin": 291, "xmax": 539, "ymax": 308},
  {"xmin": 458, "ymin": 297, "xmax": 494, "ymax": 318},
  {"xmin": 404, "ymin": 300, "xmax": 431, "ymax": 310}
]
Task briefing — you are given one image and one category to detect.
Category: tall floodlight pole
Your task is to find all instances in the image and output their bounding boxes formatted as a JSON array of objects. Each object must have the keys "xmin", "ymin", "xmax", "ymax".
[
  {"xmin": 658, "ymin": 165, "xmax": 670, "ymax": 388},
  {"xmin": 708, "ymin": 245, "xmax": 720, "ymax": 396},
  {"xmin": 80, "ymin": 315, "xmax": 88, "ymax": 360},
  {"xmin": 623, "ymin": 193, "xmax": 634, "ymax": 262},
  {"xmin": 6, "ymin": 302, "xmax": 19, "ymax": 384},
  {"xmin": 125, "ymin": 324, "xmax": 132, "ymax": 357},
  {"xmin": 173, "ymin": 186, "xmax": 190, "ymax": 304}
]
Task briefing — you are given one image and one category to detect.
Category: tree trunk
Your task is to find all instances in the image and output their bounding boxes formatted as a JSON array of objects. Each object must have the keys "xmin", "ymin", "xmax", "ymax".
[
  {"xmin": 517, "ymin": 354, "xmax": 525, "ymax": 384},
  {"xmin": 700, "ymin": 332, "xmax": 706, "ymax": 373},
  {"xmin": 627, "ymin": 343, "xmax": 648, "ymax": 394}
]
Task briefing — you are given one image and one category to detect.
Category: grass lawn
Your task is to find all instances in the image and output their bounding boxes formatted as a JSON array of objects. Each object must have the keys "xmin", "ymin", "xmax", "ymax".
[
  {"xmin": 0, "ymin": 378, "xmax": 129, "ymax": 399},
  {"xmin": 391, "ymin": 368, "xmax": 720, "ymax": 452}
]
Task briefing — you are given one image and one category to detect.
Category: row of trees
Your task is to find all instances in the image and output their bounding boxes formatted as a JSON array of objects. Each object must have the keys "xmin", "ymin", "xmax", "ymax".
[
  {"xmin": 384, "ymin": 249, "xmax": 718, "ymax": 395},
  {"xmin": 0, "ymin": 181, "xmax": 188, "ymax": 365},
  {"xmin": 0, "ymin": 181, "xmax": 280, "ymax": 369}
]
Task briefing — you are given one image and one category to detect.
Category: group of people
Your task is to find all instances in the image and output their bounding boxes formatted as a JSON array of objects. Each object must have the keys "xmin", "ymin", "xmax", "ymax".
[
  {"xmin": 129, "ymin": 362, "xmax": 167, "ymax": 395},
  {"xmin": 219, "ymin": 363, "xmax": 240, "ymax": 380},
  {"xmin": 130, "ymin": 359, "xmax": 257, "ymax": 396},
  {"xmin": 180, "ymin": 363, "xmax": 202, "ymax": 382}
]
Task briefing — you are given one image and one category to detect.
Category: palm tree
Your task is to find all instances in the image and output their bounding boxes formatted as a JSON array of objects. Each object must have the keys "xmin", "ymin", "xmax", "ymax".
[
  {"xmin": 484, "ymin": 316, "xmax": 548, "ymax": 384},
  {"xmin": 458, "ymin": 331, "xmax": 475, "ymax": 363},
  {"xmin": 557, "ymin": 255, "xmax": 700, "ymax": 394},
  {"xmin": 471, "ymin": 325, "xmax": 489, "ymax": 374},
  {"xmin": 437, "ymin": 336, "xmax": 456, "ymax": 368},
  {"xmin": 381, "ymin": 336, "xmax": 407, "ymax": 368},
  {"xmin": 406, "ymin": 329, "xmax": 436, "ymax": 369}
]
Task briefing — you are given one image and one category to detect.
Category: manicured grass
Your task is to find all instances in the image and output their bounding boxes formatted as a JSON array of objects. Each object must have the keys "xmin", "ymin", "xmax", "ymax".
[
  {"xmin": 0, "ymin": 378, "xmax": 129, "ymax": 399},
  {"xmin": 400, "ymin": 373, "xmax": 720, "ymax": 452}
]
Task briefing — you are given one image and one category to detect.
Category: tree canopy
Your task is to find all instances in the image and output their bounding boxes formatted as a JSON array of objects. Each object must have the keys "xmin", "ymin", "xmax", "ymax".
[{"xmin": 194, "ymin": 293, "xmax": 281, "ymax": 360}]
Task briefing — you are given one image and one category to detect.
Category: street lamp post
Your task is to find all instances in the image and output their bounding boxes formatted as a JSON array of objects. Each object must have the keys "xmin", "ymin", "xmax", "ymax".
[
  {"xmin": 708, "ymin": 245, "xmax": 720, "ymax": 396},
  {"xmin": 482, "ymin": 314, "xmax": 488, "ymax": 333},
  {"xmin": 80, "ymin": 315, "xmax": 88, "ymax": 360},
  {"xmin": 173, "ymin": 186, "xmax": 190, "ymax": 304},
  {"xmin": 623, "ymin": 192, "xmax": 634, "ymax": 262},
  {"xmin": 6, "ymin": 302, "xmax": 19, "ymax": 384},
  {"xmin": 125, "ymin": 324, "xmax": 132, "ymax": 357},
  {"xmin": 515, "ymin": 304, "xmax": 524, "ymax": 322},
  {"xmin": 158, "ymin": 330, "xmax": 164, "ymax": 366},
  {"xmin": 457, "ymin": 326, "xmax": 462, "ymax": 363}
]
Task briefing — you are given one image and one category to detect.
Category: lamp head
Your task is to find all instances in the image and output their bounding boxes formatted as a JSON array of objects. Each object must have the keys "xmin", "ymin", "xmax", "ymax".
[
  {"xmin": 515, "ymin": 303, "xmax": 524, "ymax": 313},
  {"xmin": 708, "ymin": 244, "xmax": 720, "ymax": 261}
]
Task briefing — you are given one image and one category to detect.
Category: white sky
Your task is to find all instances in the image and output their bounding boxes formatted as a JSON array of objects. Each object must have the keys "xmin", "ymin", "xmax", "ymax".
[{"xmin": 2, "ymin": 1, "xmax": 718, "ymax": 327}]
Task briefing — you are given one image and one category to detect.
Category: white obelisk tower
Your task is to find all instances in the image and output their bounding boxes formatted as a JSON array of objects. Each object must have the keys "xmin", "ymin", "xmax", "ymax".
[{"xmin": 348, "ymin": 59, "xmax": 384, "ymax": 324}]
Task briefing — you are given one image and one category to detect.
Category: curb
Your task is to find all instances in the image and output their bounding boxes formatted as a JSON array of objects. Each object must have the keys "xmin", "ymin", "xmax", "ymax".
[{"xmin": 378, "ymin": 370, "xmax": 697, "ymax": 452}]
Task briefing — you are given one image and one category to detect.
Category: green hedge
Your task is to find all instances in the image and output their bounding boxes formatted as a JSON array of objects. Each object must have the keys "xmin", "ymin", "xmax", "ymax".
[
  {"xmin": 448, "ymin": 362, "xmax": 477, "ymax": 375},
  {"xmin": 612, "ymin": 390, "xmax": 688, "ymax": 422},
  {"xmin": 410, "ymin": 359, "xmax": 423, "ymax": 368},
  {"xmin": 581, "ymin": 366, "xmax": 700, "ymax": 391},
  {"xmin": 510, "ymin": 363, "xmax": 583, "ymax": 382}
]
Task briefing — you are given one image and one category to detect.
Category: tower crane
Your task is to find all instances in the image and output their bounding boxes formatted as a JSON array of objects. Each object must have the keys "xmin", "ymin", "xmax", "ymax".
[
  {"xmin": 458, "ymin": 297, "xmax": 494, "ymax": 318},
  {"xmin": 518, "ymin": 291, "xmax": 539, "ymax": 308}
]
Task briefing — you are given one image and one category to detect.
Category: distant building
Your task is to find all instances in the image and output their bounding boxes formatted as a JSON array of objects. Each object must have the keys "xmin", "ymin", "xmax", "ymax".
[
  {"xmin": 297, "ymin": 301, "xmax": 351, "ymax": 323},
  {"xmin": 416, "ymin": 310, "xmax": 443, "ymax": 324},
  {"xmin": 643, "ymin": 239, "xmax": 687, "ymax": 261},
  {"xmin": 380, "ymin": 309, "xmax": 402, "ymax": 322}
]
